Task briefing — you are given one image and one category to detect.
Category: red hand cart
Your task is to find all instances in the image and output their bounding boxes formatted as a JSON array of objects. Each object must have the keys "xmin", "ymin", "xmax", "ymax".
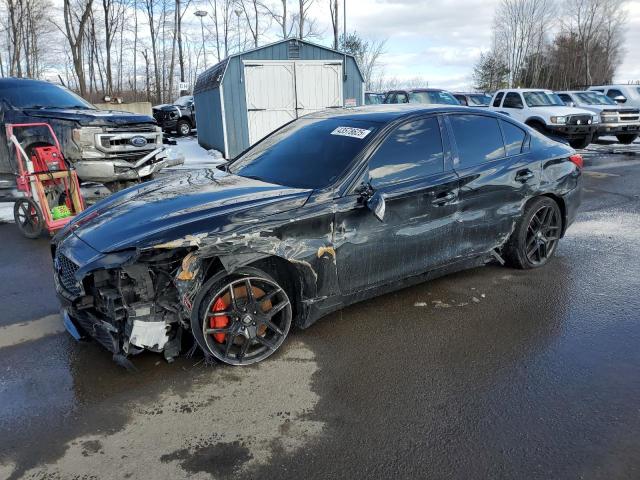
[{"xmin": 6, "ymin": 123, "xmax": 85, "ymax": 238}]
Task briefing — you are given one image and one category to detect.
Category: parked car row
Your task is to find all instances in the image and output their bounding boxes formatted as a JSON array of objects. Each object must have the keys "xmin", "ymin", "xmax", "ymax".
[{"xmin": 365, "ymin": 84, "xmax": 640, "ymax": 148}]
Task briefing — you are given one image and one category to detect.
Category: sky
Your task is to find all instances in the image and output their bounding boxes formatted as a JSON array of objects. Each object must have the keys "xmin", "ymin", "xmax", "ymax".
[{"xmin": 297, "ymin": 0, "xmax": 640, "ymax": 90}]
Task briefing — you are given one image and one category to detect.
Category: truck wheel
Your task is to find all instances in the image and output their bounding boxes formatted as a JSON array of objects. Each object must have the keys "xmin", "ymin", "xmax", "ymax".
[
  {"xmin": 14, "ymin": 198, "xmax": 44, "ymax": 239},
  {"xmin": 176, "ymin": 119, "xmax": 191, "ymax": 136},
  {"xmin": 569, "ymin": 137, "xmax": 590, "ymax": 149},
  {"xmin": 616, "ymin": 134, "xmax": 638, "ymax": 145}
]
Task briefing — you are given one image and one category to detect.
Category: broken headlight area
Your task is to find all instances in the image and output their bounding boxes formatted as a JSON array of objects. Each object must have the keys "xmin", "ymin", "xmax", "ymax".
[{"xmin": 67, "ymin": 250, "xmax": 195, "ymax": 363}]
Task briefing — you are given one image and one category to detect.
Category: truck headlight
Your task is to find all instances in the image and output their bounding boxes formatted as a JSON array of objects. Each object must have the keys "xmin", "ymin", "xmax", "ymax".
[
  {"xmin": 591, "ymin": 116, "xmax": 599, "ymax": 124},
  {"xmin": 600, "ymin": 114, "xmax": 616, "ymax": 123},
  {"xmin": 550, "ymin": 116, "xmax": 566, "ymax": 124},
  {"xmin": 72, "ymin": 127, "xmax": 103, "ymax": 148}
]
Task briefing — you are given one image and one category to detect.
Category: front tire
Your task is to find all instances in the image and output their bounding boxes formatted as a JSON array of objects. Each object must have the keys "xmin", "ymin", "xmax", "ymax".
[
  {"xmin": 504, "ymin": 197, "xmax": 562, "ymax": 269},
  {"xmin": 569, "ymin": 137, "xmax": 590, "ymax": 149},
  {"xmin": 176, "ymin": 119, "xmax": 191, "ymax": 136},
  {"xmin": 191, "ymin": 267, "xmax": 293, "ymax": 365},
  {"xmin": 616, "ymin": 133, "xmax": 638, "ymax": 145}
]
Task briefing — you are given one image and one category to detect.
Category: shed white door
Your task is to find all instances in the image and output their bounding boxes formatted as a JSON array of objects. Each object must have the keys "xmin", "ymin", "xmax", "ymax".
[
  {"xmin": 295, "ymin": 62, "xmax": 343, "ymax": 117},
  {"xmin": 244, "ymin": 62, "xmax": 297, "ymax": 144},
  {"xmin": 244, "ymin": 60, "xmax": 343, "ymax": 145}
]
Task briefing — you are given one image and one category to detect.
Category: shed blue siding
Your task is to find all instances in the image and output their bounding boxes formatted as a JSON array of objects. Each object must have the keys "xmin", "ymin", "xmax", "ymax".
[
  {"xmin": 194, "ymin": 87, "xmax": 225, "ymax": 152},
  {"xmin": 196, "ymin": 39, "xmax": 364, "ymax": 159}
]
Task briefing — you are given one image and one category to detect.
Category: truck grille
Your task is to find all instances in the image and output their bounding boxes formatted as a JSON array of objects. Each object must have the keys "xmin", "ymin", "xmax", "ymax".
[
  {"xmin": 96, "ymin": 126, "xmax": 162, "ymax": 154},
  {"xmin": 56, "ymin": 252, "xmax": 83, "ymax": 296},
  {"xmin": 618, "ymin": 109, "xmax": 640, "ymax": 122},
  {"xmin": 566, "ymin": 114, "xmax": 593, "ymax": 125}
]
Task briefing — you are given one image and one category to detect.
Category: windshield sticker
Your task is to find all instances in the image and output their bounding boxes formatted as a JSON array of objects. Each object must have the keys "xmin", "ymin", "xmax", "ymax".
[{"xmin": 331, "ymin": 126, "xmax": 371, "ymax": 139}]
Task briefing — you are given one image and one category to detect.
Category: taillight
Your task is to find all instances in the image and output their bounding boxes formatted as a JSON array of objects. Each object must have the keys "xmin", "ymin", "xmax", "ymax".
[{"xmin": 569, "ymin": 154, "xmax": 583, "ymax": 169}]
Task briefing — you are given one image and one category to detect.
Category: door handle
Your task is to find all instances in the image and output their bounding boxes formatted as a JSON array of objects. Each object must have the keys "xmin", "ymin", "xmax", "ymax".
[
  {"xmin": 515, "ymin": 169, "xmax": 534, "ymax": 183},
  {"xmin": 431, "ymin": 191, "xmax": 457, "ymax": 206}
]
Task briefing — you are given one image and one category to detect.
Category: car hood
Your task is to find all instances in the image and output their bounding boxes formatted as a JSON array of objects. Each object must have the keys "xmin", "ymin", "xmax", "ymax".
[
  {"xmin": 153, "ymin": 104, "xmax": 181, "ymax": 111},
  {"xmin": 22, "ymin": 107, "xmax": 156, "ymax": 126},
  {"xmin": 530, "ymin": 106, "xmax": 596, "ymax": 117},
  {"xmin": 64, "ymin": 170, "xmax": 312, "ymax": 253}
]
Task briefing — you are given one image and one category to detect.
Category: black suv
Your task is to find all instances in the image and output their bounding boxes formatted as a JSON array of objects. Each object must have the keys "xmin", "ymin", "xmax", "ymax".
[
  {"xmin": 0, "ymin": 78, "xmax": 172, "ymax": 197},
  {"xmin": 153, "ymin": 96, "xmax": 196, "ymax": 136}
]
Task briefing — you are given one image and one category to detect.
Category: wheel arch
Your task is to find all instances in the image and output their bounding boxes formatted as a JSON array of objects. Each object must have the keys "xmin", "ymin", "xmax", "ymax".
[
  {"xmin": 525, "ymin": 117, "xmax": 547, "ymax": 128},
  {"xmin": 198, "ymin": 252, "xmax": 314, "ymax": 327}
]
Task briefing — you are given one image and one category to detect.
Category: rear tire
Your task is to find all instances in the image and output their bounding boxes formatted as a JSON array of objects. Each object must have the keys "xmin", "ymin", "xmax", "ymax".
[
  {"xmin": 569, "ymin": 137, "xmax": 590, "ymax": 149},
  {"xmin": 503, "ymin": 197, "xmax": 562, "ymax": 269},
  {"xmin": 616, "ymin": 133, "xmax": 638, "ymax": 145}
]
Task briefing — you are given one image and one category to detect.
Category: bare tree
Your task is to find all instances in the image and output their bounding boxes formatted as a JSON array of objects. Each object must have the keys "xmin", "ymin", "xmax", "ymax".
[
  {"xmin": 261, "ymin": 0, "xmax": 294, "ymax": 39},
  {"xmin": 60, "ymin": 0, "xmax": 94, "ymax": 96},
  {"xmin": 237, "ymin": 0, "xmax": 261, "ymax": 48},
  {"xmin": 142, "ymin": 0, "xmax": 163, "ymax": 102},
  {"xmin": 328, "ymin": 0, "xmax": 338, "ymax": 49},
  {"xmin": 493, "ymin": 0, "xmax": 555, "ymax": 87},
  {"xmin": 340, "ymin": 31, "xmax": 386, "ymax": 89}
]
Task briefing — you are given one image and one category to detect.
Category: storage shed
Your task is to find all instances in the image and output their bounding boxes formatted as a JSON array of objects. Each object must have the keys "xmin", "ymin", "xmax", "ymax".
[{"xmin": 194, "ymin": 38, "xmax": 365, "ymax": 159}]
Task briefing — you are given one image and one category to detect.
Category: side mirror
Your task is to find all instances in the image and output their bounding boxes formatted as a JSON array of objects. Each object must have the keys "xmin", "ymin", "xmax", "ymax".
[
  {"xmin": 614, "ymin": 95, "xmax": 627, "ymax": 104},
  {"xmin": 367, "ymin": 191, "xmax": 386, "ymax": 222}
]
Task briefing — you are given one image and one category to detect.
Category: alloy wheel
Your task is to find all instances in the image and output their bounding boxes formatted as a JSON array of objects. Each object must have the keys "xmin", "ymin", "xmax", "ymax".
[
  {"xmin": 524, "ymin": 205, "xmax": 561, "ymax": 265},
  {"xmin": 201, "ymin": 276, "xmax": 292, "ymax": 365}
]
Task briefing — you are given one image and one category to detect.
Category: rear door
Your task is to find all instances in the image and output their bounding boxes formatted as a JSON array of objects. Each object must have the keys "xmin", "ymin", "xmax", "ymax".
[
  {"xmin": 446, "ymin": 113, "xmax": 538, "ymax": 257},
  {"xmin": 295, "ymin": 61, "xmax": 343, "ymax": 117},
  {"xmin": 244, "ymin": 61, "xmax": 297, "ymax": 144},
  {"xmin": 334, "ymin": 115, "xmax": 462, "ymax": 294}
]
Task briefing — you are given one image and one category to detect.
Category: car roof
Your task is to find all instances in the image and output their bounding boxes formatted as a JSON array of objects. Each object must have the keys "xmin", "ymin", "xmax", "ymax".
[
  {"xmin": 304, "ymin": 104, "xmax": 497, "ymax": 123},
  {"xmin": 0, "ymin": 77, "xmax": 58, "ymax": 89},
  {"xmin": 387, "ymin": 88, "xmax": 449, "ymax": 93}
]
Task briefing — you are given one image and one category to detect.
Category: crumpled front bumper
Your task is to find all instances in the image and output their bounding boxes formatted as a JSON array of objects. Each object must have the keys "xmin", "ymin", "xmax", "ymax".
[{"xmin": 74, "ymin": 147, "xmax": 185, "ymax": 182}]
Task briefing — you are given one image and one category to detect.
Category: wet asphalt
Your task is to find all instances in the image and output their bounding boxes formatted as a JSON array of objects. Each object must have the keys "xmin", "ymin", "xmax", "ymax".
[{"xmin": 0, "ymin": 151, "xmax": 639, "ymax": 479}]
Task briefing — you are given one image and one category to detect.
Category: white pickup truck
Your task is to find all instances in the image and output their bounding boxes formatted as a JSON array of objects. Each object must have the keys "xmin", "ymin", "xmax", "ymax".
[
  {"xmin": 556, "ymin": 90, "xmax": 640, "ymax": 145},
  {"xmin": 489, "ymin": 88, "xmax": 598, "ymax": 149}
]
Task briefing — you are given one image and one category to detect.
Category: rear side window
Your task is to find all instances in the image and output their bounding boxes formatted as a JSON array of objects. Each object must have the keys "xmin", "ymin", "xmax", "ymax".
[
  {"xmin": 368, "ymin": 117, "xmax": 444, "ymax": 187},
  {"xmin": 500, "ymin": 120, "xmax": 526, "ymax": 156},
  {"xmin": 493, "ymin": 92, "xmax": 504, "ymax": 107},
  {"xmin": 607, "ymin": 89, "xmax": 624, "ymax": 100},
  {"xmin": 503, "ymin": 92, "xmax": 523, "ymax": 108},
  {"xmin": 450, "ymin": 114, "xmax": 505, "ymax": 167}
]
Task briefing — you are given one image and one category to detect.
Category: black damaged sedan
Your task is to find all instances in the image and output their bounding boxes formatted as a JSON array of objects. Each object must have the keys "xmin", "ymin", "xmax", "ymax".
[{"xmin": 52, "ymin": 105, "xmax": 582, "ymax": 366}]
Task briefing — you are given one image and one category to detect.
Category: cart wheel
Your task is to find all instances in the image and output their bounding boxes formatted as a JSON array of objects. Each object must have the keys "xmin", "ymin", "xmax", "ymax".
[{"xmin": 14, "ymin": 198, "xmax": 44, "ymax": 239}]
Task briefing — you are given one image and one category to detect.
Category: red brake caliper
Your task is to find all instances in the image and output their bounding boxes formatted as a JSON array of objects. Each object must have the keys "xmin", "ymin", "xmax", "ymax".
[{"xmin": 209, "ymin": 297, "xmax": 229, "ymax": 344}]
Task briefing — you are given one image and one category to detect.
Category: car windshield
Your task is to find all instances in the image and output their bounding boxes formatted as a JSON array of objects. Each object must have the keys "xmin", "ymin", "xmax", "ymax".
[
  {"xmin": 1, "ymin": 83, "xmax": 95, "ymax": 110},
  {"xmin": 174, "ymin": 96, "xmax": 193, "ymax": 106},
  {"xmin": 576, "ymin": 92, "xmax": 616, "ymax": 105},
  {"xmin": 365, "ymin": 93, "xmax": 383, "ymax": 105},
  {"xmin": 230, "ymin": 117, "xmax": 380, "ymax": 189},
  {"xmin": 408, "ymin": 91, "xmax": 460, "ymax": 105},
  {"xmin": 523, "ymin": 91, "xmax": 565, "ymax": 107},
  {"xmin": 467, "ymin": 94, "xmax": 492, "ymax": 106}
]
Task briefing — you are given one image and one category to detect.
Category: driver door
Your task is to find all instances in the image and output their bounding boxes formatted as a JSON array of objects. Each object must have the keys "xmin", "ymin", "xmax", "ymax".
[{"xmin": 333, "ymin": 116, "xmax": 462, "ymax": 294}]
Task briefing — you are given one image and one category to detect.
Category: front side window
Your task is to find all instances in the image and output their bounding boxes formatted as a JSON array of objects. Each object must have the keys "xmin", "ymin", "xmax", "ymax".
[
  {"xmin": 557, "ymin": 93, "xmax": 573, "ymax": 105},
  {"xmin": 503, "ymin": 92, "xmax": 524, "ymax": 108},
  {"xmin": 450, "ymin": 114, "xmax": 505, "ymax": 167},
  {"xmin": 174, "ymin": 96, "xmax": 193, "ymax": 106},
  {"xmin": 493, "ymin": 92, "xmax": 504, "ymax": 107},
  {"xmin": 230, "ymin": 117, "xmax": 380, "ymax": 189},
  {"xmin": 607, "ymin": 89, "xmax": 625, "ymax": 101},
  {"xmin": 368, "ymin": 117, "xmax": 444, "ymax": 187},
  {"xmin": 500, "ymin": 120, "xmax": 526, "ymax": 156},
  {"xmin": 467, "ymin": 94, "xmax": 492, "ymax": 106}
]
